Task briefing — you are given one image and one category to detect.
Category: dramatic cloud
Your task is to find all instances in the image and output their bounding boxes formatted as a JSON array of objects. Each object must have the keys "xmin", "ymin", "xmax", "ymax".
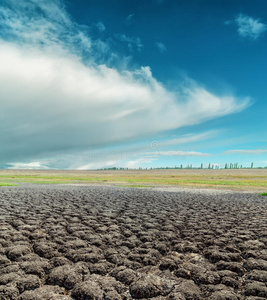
[
  {"xmin": 0, "ymin": 0, "xmax": 250, "ymax": 168},
  {"xmin": 235, "ymin": 14, "xmax": 267, "ymax": 40},
  {"xmin": 224, "ymin": 149, "xmax": 267, "ymax": 155},
  {"xmin": 155, "ymin": 42, "xmax": 166, "ymax": 53}
]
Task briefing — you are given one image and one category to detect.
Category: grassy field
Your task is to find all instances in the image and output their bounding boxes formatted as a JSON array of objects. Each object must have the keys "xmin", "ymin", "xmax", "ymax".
[
  {"xmin": 0, "ymin": 182, "xmax": 18, "ymax": 186},
  {"xmin": 0, "ymin": 169, "xmax": 267, "ymax": 191}
]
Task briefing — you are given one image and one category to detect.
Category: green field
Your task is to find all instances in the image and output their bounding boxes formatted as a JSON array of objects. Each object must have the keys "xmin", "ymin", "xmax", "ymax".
[
  {"xmin": 0, "ymin": 183, "xmax": 18, "ymax": 186},
  {"xmin": 0, "ymin": 169, "xmax": 267, "ymax": 191}
]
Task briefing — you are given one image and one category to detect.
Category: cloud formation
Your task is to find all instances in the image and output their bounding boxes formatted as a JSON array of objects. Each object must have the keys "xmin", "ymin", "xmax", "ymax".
[
  {"xmin": 0, "ymin": 0, "xmax": 251, "ymax": 168},
  {"xmin": 235, "ymin": 14, "xmax": 267, "ymax": 40}
]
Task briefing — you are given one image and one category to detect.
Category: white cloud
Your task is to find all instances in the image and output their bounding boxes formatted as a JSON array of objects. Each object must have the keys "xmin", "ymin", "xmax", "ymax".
[
  {"xmin": 0, "ymin": 41, "xmax": 250, "ymax": 165},
  {"xmin": 148, "ymin": 151, "xmax": 211, "ymax": 157},
  {"xmin": 0, "ymin": 0, "xmax": 92, "ymax": 54},
  {"xmin": 77, "ymin": 160, "xmax": 119, "ymax": 170},
  {"xmin": 0, "ymin": 0, "xmax": 251, "ymax": 168},
  {"xmin": 224, "ymin": 149, "xmax": 267, "ymax": 155},
  {"xmin": 8, "ymin": 162, "xmax": 48, "ymax": 169},
  {"xmin": 160, "ymin": 131, "xmax": 218, "ymax": 147},
  {"xmin": 125, "ymin": 158, "xmax": 157, "ymax": 168},
  {"xmin": 155, "ymin": 42, "xmax": 166, "ymax": 53},
  {"xmin": 235, "ymin": 14, "xmax": 267, "ymax": 40}
]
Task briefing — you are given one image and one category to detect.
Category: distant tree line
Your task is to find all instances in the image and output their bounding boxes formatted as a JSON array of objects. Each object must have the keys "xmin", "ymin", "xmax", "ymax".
[{"xmin": 100, "ymin": 162, "xmax": 267, "ymax": 170}]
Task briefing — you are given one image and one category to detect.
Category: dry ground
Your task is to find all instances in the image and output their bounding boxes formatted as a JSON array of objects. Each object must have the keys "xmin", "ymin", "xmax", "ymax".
[{"xmin": 0, "ymin": 184, "xmax": 267, "ymax": 299}]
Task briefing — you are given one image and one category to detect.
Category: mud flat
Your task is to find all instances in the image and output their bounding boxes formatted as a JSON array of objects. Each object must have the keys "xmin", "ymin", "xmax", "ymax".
[{"xmin": 0, "ymin": 184, "xmax": 267, "ymax": 299}]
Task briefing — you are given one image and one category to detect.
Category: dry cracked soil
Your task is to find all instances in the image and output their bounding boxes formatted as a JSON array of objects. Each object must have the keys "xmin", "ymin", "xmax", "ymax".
[{"xmin": 0, "ymin": 184, "xmax": 267, "ymax": 300}]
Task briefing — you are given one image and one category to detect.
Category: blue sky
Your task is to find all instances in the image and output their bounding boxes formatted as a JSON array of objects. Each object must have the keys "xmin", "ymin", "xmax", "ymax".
[{"xmin": 0, "ymin": 0, "xmax": 266, "ymax": 169}]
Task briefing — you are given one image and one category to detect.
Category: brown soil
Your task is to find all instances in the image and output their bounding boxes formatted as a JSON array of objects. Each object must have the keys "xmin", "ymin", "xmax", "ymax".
[{"xmin": 0, "ymin": 184, "xmax": 267, "ymax": 299}]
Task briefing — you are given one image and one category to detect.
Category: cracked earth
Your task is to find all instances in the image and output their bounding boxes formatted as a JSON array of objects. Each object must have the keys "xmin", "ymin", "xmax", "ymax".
[{"xmin": 0, "ymin": 184, "xmax": 267, "ymax": 299}]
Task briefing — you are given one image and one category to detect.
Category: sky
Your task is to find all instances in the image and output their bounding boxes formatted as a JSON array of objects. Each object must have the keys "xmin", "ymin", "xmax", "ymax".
[{"xmin": 0, "ymin": 0, "xmax": 267, "ymax": 170}]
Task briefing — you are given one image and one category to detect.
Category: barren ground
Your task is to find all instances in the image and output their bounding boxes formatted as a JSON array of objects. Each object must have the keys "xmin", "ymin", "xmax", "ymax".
[{"xmin": 0, "ymin": 184, "xmax": 267, "ymax": 299}]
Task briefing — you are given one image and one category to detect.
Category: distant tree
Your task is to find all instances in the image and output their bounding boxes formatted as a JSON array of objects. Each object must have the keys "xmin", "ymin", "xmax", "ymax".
[
  {"xmin": 251, "ymin": 162, "xmax": 254, "ymax": 169},
  {"xmin": 225, "ymin": 163, "xmax": 228, "ymax": 169}
]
